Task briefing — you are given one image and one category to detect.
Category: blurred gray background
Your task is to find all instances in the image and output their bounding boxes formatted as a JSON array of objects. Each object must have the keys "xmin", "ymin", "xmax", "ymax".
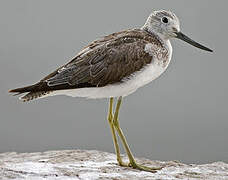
[{"xmin": 0, "ymin": 0, "xmax": 227, "ymax": 164}]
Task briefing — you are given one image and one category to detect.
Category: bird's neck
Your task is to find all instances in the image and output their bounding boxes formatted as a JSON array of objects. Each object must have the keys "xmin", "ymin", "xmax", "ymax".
[
  {"xmin": 141, "ymin": 25, "xmax": 169, "ymax": 41},
  {"xmin": 141, "ymin": 25, "xmax": 173, "ymax": 66},
  {"xmin": 141, "ymin": 26, "xmax": 170, "ymax": 49}
]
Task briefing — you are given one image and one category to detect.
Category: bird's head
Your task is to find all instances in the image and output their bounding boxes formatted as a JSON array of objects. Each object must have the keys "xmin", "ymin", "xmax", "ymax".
[{"xmin": 142, "ymin": 10, "xmax": 213, "ymax": 52}]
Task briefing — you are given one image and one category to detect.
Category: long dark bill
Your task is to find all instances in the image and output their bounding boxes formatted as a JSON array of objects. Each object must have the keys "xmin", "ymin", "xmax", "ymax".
[{"xmin": 175, "ymin": 32, "xmax": 213, "ymax": 52}]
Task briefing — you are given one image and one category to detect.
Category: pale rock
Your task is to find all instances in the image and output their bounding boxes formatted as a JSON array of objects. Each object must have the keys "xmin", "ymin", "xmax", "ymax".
[{"xmin": 0, "ymin": 150, "xmax": 227, "ymax": 180}]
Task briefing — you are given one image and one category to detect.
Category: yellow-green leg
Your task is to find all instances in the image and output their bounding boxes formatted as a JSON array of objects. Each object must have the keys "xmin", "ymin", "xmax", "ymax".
[
  {"xmin": 112, "ymin": 96, "xmax": 163, "ymax": 173},
  {"xmin": 107, "ymin": 97, "xmax": 128, "ymax": 166}
]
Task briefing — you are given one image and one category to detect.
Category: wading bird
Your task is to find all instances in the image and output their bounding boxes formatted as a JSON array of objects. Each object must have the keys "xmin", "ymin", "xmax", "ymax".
[{"xmin": 9, "ymin": 10, "xmax": 212, "ymax": 172}]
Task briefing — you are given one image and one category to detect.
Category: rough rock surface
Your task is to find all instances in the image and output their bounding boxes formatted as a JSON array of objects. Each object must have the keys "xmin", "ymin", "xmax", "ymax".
[{"xmin": 0, "ymin": 149, "xmax": 227, "ymax": 180}]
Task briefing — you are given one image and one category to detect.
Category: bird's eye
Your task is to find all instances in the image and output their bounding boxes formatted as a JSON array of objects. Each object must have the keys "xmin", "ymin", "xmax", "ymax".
[{"xmin": 162, "ymin": 17, "xmax": 168, "ymax": 23}]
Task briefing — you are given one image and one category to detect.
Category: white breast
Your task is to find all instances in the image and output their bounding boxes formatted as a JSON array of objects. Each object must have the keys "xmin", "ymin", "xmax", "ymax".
[{"xmin": 41, "ymin": 41, "xmax": 173, "ymax": 99}]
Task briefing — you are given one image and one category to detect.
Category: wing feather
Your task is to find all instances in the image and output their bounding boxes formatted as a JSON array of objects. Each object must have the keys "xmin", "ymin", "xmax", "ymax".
[
  {"xmin": 45, "ymin": 40, "xmax": 154, "ymax": 88},
  {"xmin": 29, "ymin": 29, "xmax": 164, "ymax": 92}
]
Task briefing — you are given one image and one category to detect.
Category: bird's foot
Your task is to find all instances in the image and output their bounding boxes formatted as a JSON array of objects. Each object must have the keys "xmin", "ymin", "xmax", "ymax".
[
  {"xmin": 117, "ymin": 156, "xmax": 129, "ymax": 167},
  {"xmin": 129, "ymin": 161, "xmax": 163, "ymax": 173},
  {"xmin": 118, "ymin": 159, "xmax": 163, "ymax": 173}
]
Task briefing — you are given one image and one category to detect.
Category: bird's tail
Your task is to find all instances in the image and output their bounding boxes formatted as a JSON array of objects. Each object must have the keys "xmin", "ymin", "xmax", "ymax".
[
  {"xmin": 9, "ymin": 84, "xmax": 52, "ymax": 102},
  {"xmin": 9, "ymin": 84, "xmax": 38, "ymax": 94}
]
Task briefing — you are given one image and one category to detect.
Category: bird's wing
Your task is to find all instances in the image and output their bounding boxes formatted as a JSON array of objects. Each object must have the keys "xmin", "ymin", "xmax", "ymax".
[
  {"xmin": 46, "ymin": 41, "xmax": 152, "ymax": 88},
  {"xmin": 17, "ymin": 29, "xmax": 165, "ymax": 93},
  {"xmin": 42, "ymin": 32, "xmax": 158, "ymax": 91}
]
